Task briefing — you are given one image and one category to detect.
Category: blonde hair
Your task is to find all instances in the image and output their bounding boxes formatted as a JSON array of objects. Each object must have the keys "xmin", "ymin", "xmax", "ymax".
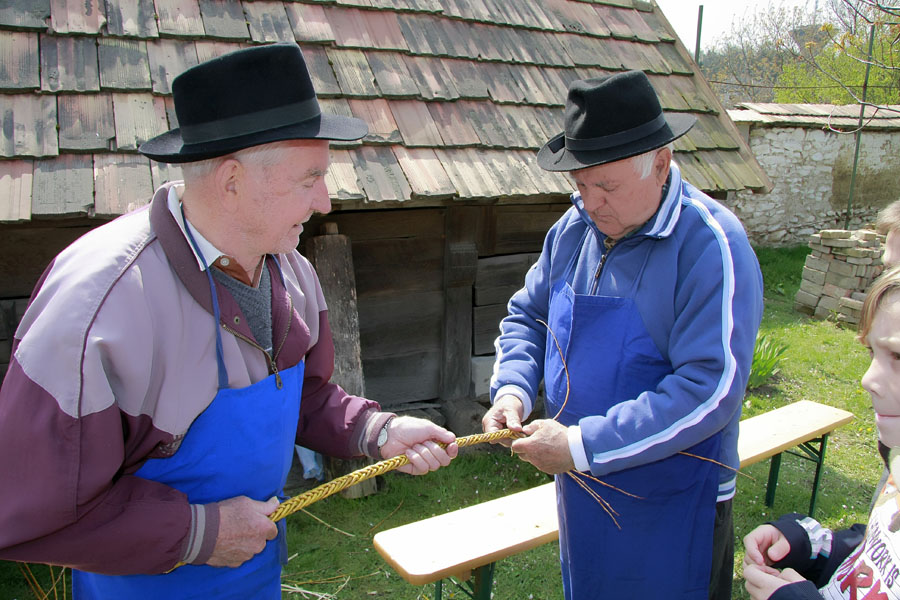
[
  {"xmin": 876, "ymin": 200, "xmax": 900, "ymax": 235},
  {"xmin": 858, "ymin": 265, "xmax": 900, "ymax": 344}
]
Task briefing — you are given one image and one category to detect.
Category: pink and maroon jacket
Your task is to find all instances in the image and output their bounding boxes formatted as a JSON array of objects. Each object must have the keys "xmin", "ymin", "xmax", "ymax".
[{"xmin": 0, "ymin": 182, "xmax": 389, "ymax": 574}]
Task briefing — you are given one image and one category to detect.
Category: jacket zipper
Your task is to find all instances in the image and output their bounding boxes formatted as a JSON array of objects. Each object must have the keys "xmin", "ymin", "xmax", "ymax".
[
  {"xmin": 221, "ymin": 293, "xmax": 292, "ymax": 390},
  {"xmin": 590, "ymin": 238, "xmax": 619, "ymax": 295}
]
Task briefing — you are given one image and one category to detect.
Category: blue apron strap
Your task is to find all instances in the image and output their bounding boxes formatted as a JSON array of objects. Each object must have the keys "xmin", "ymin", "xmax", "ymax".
[{"xmin": 180, "ymin": 206, "xmax": 228, "ymax": 390}]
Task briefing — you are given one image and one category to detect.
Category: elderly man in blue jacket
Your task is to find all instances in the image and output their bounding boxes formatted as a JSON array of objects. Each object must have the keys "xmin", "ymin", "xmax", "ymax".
[{"xmin": 482, "ymin": 70, "xmax": 764, "ymax": 600}]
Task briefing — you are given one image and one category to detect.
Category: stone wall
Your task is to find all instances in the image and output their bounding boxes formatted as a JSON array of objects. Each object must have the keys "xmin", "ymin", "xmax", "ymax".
[
  {"xmin": 794, "ymin": 229, "xmax": 884, "ymax": 326},
  {"xmin": 722, "ymin": 125, "xmax": 900, "ymax": 247}
]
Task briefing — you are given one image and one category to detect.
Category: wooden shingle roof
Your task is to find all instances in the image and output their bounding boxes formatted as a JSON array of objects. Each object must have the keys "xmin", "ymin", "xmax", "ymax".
[
  {"xmin": 0, "ymin": 0, "xmax": 771, "ymax": 222},
  {"xmin": 730, "ymin": 103, "xmax": 900, "ymax": 131}
]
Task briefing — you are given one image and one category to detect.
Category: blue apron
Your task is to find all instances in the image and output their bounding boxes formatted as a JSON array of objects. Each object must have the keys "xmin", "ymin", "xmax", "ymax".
[
  {"xmin": 73, "ymin": 223, "xmax": 302, "ymax": 599},
  {"xmin": 546, "ymin": 238, "xmax": 720, "ymax": 600}
]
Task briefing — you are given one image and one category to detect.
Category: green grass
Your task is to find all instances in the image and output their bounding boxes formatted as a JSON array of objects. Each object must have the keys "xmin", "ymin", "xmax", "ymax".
[{"xmin": 0, "ymin": 245, "xmax": 883, "ymax": 599}]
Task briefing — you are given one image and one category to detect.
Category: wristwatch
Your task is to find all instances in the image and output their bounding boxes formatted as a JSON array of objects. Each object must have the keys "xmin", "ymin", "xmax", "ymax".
[{"xmin": 377, "ymin": 417, "xmax": 394, "ymax": 449}]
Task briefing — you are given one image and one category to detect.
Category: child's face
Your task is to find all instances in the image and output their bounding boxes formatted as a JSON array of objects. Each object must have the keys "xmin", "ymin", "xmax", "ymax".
[{"xmin": 863, "ymin": 292, "xmax": 900, "ymax": 447}]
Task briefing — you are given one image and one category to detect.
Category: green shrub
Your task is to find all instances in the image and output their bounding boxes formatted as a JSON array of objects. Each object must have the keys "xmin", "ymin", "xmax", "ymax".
[{"xmin": 747, "ymin": 333, "xmax": 788, "ymax": 390}]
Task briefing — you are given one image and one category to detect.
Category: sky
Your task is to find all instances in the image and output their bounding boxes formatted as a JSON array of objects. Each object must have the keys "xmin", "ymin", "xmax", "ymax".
[{"xmin": 653, "ymin": 0, "xmax": 814, "ymax": 56}]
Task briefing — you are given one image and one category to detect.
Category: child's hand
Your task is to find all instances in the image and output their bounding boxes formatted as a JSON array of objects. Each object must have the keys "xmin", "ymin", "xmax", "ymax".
[
  {"xmin": 743, "ymin": 524, "xmax": 791, "ymax": 566},
  {"xmin": 744, "ymin": 563, "xmax": 805, "ymax": 600}
]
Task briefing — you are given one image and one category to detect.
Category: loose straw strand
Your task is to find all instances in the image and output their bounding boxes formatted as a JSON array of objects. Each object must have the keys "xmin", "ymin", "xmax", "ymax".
[
  {"xmin": 269, "ymin": 429, "xmax": 522, "ymax": 522},
  {"xmin": 536, "ymin": 318, "xmax": 569, "ymax": 422}
]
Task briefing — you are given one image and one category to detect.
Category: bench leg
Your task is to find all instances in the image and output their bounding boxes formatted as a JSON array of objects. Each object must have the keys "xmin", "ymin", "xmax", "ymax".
[
  {"xmin": 433, "ymin": 563, "xmax": 495, "ymax": 600},
  {"xmin": 471, "ymin": 563, "xmax": 495, "ymax": 600},
  {"xmin": 765, "ymin": 453, "xmax": 782, "ymax": 507},
  {"xmin": 808, "ymin": 434, "xmax": 829, "ymax": 518}
]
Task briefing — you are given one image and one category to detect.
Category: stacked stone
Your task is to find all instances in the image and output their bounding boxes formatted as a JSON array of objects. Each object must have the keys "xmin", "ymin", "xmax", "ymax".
[{"xmin": 794, "ymin": 229, "xmax": 884, "ymax": 326}]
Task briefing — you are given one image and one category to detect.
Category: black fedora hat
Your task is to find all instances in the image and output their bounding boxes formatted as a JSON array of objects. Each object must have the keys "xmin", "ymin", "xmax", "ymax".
[
  {"xmin": 536, "ymin": 70, "xmax": 695, "ymax": 172},
  {"xmin": 139, "ymin": 43, "xmax": 368, "ymax": 163}
]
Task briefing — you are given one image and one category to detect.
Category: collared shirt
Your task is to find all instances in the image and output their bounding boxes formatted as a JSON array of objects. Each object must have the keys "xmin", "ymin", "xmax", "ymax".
[{"xmin": 166, "ymin": 184, "xmax": 263, "ymax": 287}]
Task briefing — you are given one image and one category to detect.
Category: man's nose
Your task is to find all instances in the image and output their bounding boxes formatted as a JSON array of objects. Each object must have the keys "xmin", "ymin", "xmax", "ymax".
[{"xmin": 311, "ymin": 180, "xmax": 331, "ymax": 215}]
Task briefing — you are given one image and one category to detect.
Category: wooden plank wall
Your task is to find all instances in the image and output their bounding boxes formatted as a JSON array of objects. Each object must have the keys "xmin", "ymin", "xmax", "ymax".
[
  {"xmin": 302, "ymin": 208, "xmax": 445, "ymax": 408},
  {"xmin": 300, "ymin": 202, "xmax": 568, "ymax": 409}
]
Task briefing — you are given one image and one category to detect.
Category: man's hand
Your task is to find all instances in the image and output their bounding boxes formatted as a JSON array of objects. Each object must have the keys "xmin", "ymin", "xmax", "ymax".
[
  {"xmin": 207, "ymin": 496, "xmax": 279, "ymax": 568},
  {"xmin": 379, "ymin": 416, "xmax": 458, "ymax": 475},
  {"xmin": 743, "ymin": 564, "xmax": 805, "ymax": 600},
  {"xmin": 481, "ymin": 394, "xmax": 525, "ymax": 447},
  {"xmin": 510, "ymin": 419, "xmax": 575, "ymax": 474},
  {"xmin": 743, "ymin": 524, "xmax": 791, "ymax": 567}
]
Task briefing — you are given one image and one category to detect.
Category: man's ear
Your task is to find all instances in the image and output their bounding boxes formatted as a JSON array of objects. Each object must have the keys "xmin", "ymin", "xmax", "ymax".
[
  {"xmin": 214, "ymin": 158, "xmax": 242, "ymax": 212},
  {"xmin": 654, "ymin": 146, "xmax": 672, "ymax": 186}
]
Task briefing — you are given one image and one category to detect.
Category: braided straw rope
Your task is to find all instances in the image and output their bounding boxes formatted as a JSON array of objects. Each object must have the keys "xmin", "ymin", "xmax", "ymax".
[{"xmin": 269, "ymin": 428, "xmax": 521, "ymax": 522}]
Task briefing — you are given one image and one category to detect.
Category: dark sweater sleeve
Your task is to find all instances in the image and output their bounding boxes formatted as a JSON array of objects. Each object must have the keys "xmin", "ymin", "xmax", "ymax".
[{"xmin": 770, "ymin": 513, "xmax": 866, "ymax": 588}]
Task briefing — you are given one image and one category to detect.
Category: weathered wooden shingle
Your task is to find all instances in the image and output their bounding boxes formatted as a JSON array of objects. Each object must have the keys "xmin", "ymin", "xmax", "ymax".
[
  {"xmin": 284, "ymin": 3, "xmax": 334, "ymax": 43},
  {"xmin": 40, "ymin": 35, "xmax": 100, "ymax": 92},
  {"xmin": 244, "ymin": 1, "xmax": 295, "ymax": 43},
  {"xmin": 194, "ymin": 40, "xmax": 243, "ymax": 63},
  {"xmin": 348, "ymin": 99, "xmax": 402, "ymax": 144},
  {"xmin": 93, "ymin": 153, "xmax": 153, "ymax": 216},
  {"xmin": 366, "ymin": 50, "xmax": 419, "ymax": 97},
  {"xmin": 0, "ymin": 31, "xmax": 40, "ymax": 90},
  {"xmin": 50, "ymin": 0, "xmax": 104, "ymax": 34},
  {"xmin": 1, "ymin": 95, "xmax": 58, "ymax": 158},
  {"xmin": 58, "ymin": 93, "xmax": 115, "ymax": 151},
  {"xmin": 150, "ymin": 161, "xmax": 183, "ymax": 189},
  {"xmin": 147, "ymin": 39, "xmax": 198, "ymax": 94},
  {"xmin": 392, "ymin": 146, "xmax": 455, "ymax": 199},
  {"xmin": 325, "ymin": 148, "xmax": 365, "ymax": 202},
  {"xmin": 433, "ymin": 147, "xmax": 503, "ymax": 199},
  {"xmin": 155, "ymin": 0, "xmax": 204, "ymax": 37},
  {"xmin": 198, "ymin": 0, "xmax": 249, "ymax": 40},
  {"xmin": 0, "ymin": 160, "xmax": 34, "ymax": 222},
  {"xmin": 31, "ymin": 154, "xmax": 93, "ymax": 216},
  {"xmin": 389, "ymin": 100, "xmax": 444, "ymax": 146},
  {"xmin": 349, "ymin": 144, "xmax": 412, "ymax": 203},
  {"xmin": 326, "ymin": 48, "xmax": 379, "ymax": 97},
  {"xmin": 402, "ymin": 55, "xmax": 460, "ymax": 100},
  {"xmin": 98, "ymin": 38, "xmax": 151, "ymax": 90},
  {"xmin": 105, "ymin": 0, "xmax": 159, "ymax": 38},
  {"xmin": 426, "ymin": 102, "xmax": 481, "ymax": 146},
  {"xmin": 0, "ymin": 0, "xmax": 50, "ymax": 30},
  {"xmin": 111, "ymin": 93, "xmax": 169, "ymax": 151}
]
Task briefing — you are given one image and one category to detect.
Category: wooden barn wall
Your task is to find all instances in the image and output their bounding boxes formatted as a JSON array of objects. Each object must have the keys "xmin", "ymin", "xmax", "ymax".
[
  {"xmin": 0, "ymin": 222, "xmax": 100, "ymax": 378},
  {"xmin": 302, "ymin": 207, "xmax": 446, "ymax": 408},
  {"xmin": 302, "ymin": 202, "xmax": 569, "ymax": 408}
]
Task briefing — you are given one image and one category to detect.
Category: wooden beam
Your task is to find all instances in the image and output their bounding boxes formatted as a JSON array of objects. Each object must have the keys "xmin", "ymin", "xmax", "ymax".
[
  {"xmin": 440, "ymin": 206, "xmax": 481, "ymax": 433},
  {"xmin": 305, "ymin": 223, "xmax": 376, "ymax": 499}
]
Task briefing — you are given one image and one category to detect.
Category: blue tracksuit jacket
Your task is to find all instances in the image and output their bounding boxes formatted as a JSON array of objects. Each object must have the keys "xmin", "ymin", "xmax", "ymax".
[{"xmin": 490, "ymin": 162, "xmax": 764, "ymax": 499}]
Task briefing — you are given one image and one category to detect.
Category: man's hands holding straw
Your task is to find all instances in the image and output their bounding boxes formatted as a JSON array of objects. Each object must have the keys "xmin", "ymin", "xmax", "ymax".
[
  {"xmin": 379, "ymin": 416, "xmax": 459, "ymax": 475},
  {"xmin": 482, "ymin": 394, "xmax": 575, "ymax": 474}
]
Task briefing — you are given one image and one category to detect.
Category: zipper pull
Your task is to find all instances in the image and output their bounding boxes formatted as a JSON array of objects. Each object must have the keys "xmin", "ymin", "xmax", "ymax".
[{"xmin": 271, "ymin": 358, "xmax": 283, "ymax": 389}]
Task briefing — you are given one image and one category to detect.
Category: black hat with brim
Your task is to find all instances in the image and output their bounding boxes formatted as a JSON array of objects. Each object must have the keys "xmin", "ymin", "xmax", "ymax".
[
  {"xmin": 536, "ymin": 70, "xmax": 696, "ymax": 172},
  {"xmin": 139, "ymin": 43, "xmax": 368, "ymax": 164}
]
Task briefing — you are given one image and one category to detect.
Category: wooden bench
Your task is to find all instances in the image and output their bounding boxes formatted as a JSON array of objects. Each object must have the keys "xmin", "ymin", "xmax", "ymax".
[{"xmin": 373, "ymin": 400, "xmax": 854, "ymax": 599}]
